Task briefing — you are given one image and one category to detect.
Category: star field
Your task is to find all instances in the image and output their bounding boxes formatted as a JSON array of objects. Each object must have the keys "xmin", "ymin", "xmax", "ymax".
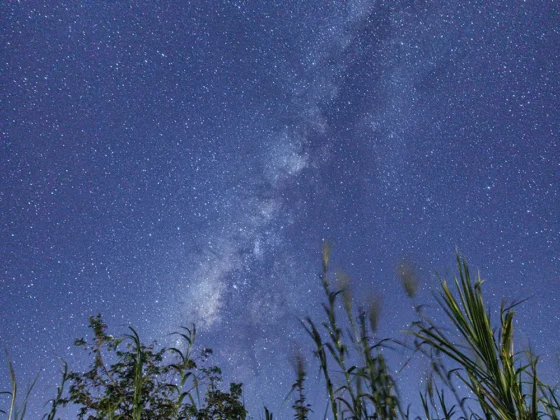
[{"xmin": 1, "ymin": 1, "xmax": 559, "ymax": 417}]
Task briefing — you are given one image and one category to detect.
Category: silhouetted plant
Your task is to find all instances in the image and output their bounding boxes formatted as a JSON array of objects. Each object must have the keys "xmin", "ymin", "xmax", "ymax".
[
  {"xmin": 286, "ymin": 352, "xmax": 312, "ymax": 420},
  {"xmin": 301, "ymin": 242, "xmax": 402, "ymax": 419},
  {"xmin": 411, "ymin": 254, "xmax": 560, "ymax": 419},
  {"xmin": 2, "ymin": 248, "xmax": 559, "ymax": 419},
  {"xmin": 42, "ymin": 361, "xmax": 68, "ymax": 420},
  {"xmin": 1, "ymin": 349, "xmax": 38, "ymax": 420},
  {"xmin": 300, "ymin": 245, "xmax": 559, "ymax": 419},
  {"xmin": 195, "ymin": 367, "xmax": 247, "ymax": 420},
  {"xmin": 54, "ymin": 314, "xmax": 246, "ymax": 419}
]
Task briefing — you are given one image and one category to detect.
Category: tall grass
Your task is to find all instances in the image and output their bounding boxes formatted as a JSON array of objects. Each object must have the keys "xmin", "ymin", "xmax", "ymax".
[
  {"xmin": 412, "ymin": 254, "xmax": 560, "ymax": 419},
  {"xmin": 300, "ymin": 245, "xmax": 558, "ymax": 419},
  {"xmin": 301, "ymin": 242, "xmax": 401, "ymax": 419},
  {"xmin": 285, "ymin": 351, "xmax": 312, "ymax": 420},
  {"xmin": 2, "ymin": 248, "xmax": 558, "ymax": 419},
  {"xmin": 1, "ymin": 350, "xmax": 38, "ymax": 420},
  {"xmin": 43, "ymin": 361, "xmax": 68, "ymax": 420}
]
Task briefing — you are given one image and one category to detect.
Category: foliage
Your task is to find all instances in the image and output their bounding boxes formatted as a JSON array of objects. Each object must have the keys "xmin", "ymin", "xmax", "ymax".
[
  {"xmin": 1, "ymin": 350, "xmax": 38, "ymax": 420},
  {"xmin": 52, "ymin": 314, "xmax": 246, "ymax": 419},
  {"xmin": 412, "ymin": 254, "xmax": 560, "ymax": 419},
  {"xmin": 298, "ymin": 244, "xmax": 559, "ymax": 419},
  {"xmin": 2, "ymin": 248, "xmax": 559, "ymax": 419},
  {"xmin": 285, "ymin": 353, "xmax": 312, "ymax": 420},
  {"xmin": 195, "ymin": 367, "xmax": 247, "ymax": 420},
  {"xmin": 301, "ymin": 242, "xmax": 401, "ymax": 419}
]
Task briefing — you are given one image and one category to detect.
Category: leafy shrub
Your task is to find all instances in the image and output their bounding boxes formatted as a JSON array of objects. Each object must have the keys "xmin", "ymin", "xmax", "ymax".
[{"xmin": 55, "ymin": 315, "xmax": 246, "ymax": 420}]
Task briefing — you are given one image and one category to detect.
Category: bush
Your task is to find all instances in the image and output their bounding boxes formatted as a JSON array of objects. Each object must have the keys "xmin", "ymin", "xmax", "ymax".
[{"xmin": 54, "ymin": 315, "xmax": 246, "ymax": 419}]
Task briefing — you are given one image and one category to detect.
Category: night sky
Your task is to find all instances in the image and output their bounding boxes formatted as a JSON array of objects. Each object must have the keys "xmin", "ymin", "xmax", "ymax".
[{"xmin": 1, "ymin": 1, "xmax": 559, "ymax": 418}]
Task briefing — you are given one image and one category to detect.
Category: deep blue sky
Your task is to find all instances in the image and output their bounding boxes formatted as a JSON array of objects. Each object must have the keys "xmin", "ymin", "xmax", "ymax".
[{"xmin": 2, "ymin": 1, "xmax": 559, "ymax": 417}]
